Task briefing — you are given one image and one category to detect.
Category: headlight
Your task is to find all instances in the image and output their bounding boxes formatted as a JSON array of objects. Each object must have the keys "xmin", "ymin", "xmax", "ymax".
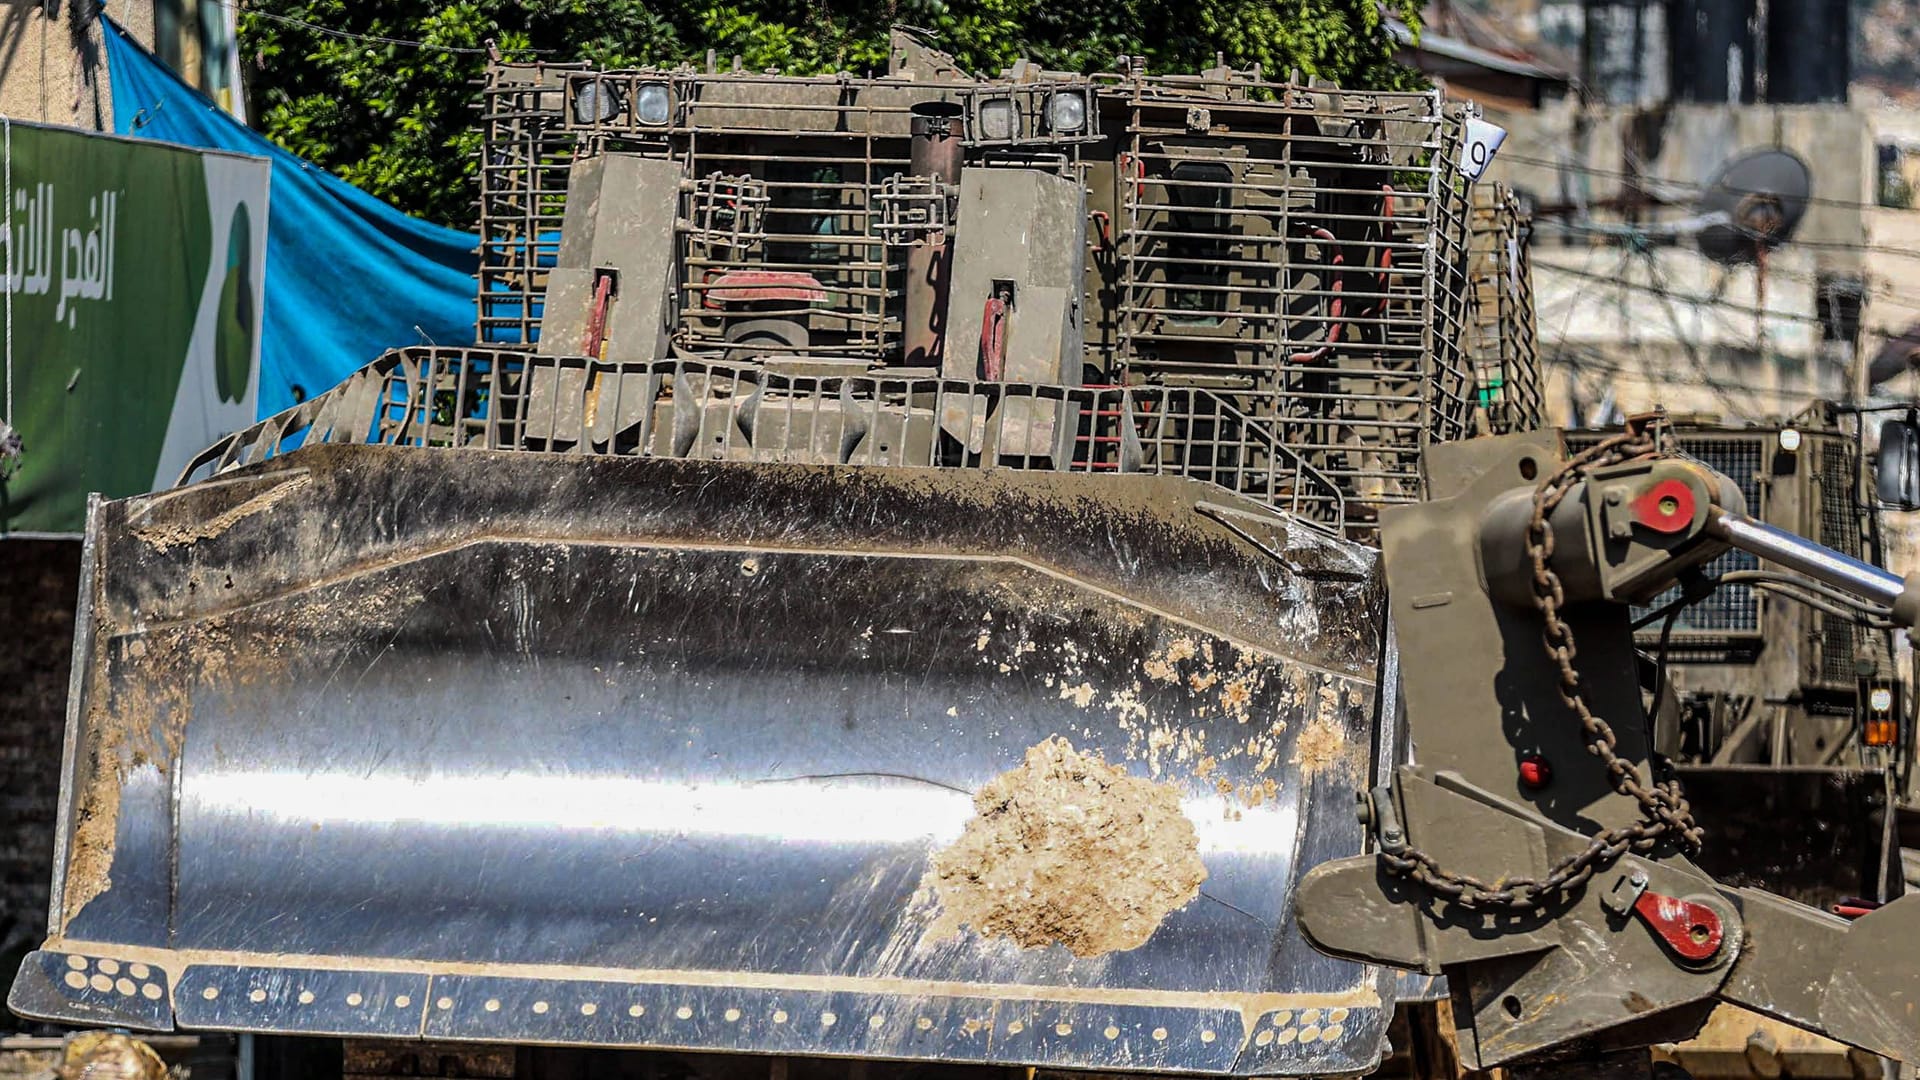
[
  {"xmin": 571, "ymin": 80, "xmax": 622, "ymax": 124},
  {"xmin": 1778, "ymin": 427, "xmax": 1802, "ymax": 452},
  {"xmin": 1046, "ymin": 90, "xmax": 1087, "ymax": 133},
  {"xmin": 977, "ymin": 98, "xmax": 1017, "ymax": 141},
  {"xmin": 635, "ymin": 82, "xmax": 671, "ymax": 126},
  {"xmin": 1871, "ymin": 687, "xmax": 1894, "ymax": 713}
]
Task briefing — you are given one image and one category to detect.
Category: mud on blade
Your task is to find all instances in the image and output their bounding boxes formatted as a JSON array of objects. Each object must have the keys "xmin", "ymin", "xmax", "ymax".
[{"xmin": 12, "ymin": 446, "xmax": 1393, "ymax": 1075}]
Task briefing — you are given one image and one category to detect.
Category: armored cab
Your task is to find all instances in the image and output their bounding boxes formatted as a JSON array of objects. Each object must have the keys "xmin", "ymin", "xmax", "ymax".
[
  {"xmin": 467, "ymin": 36, "xmax": 1488, "ymax": 536},
  {"xmin": 16, "ymin": 36, "xmax": 1920, "ymax": 1079}
]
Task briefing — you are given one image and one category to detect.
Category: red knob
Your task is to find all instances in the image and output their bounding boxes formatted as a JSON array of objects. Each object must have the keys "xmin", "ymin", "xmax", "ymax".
[{"xmin": 1519, "ymin": 755, "xmax": 1552, "ymax": 789}]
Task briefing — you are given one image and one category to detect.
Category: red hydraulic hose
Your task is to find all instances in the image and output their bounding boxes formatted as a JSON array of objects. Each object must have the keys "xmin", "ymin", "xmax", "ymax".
[
  {"xmin": 980, "ymin": 297, "xmax": 1009, "ymax": 380},
  {"xmin": 1287, "ymin": 226, "xmax": 1346, "ymax": 364},
  {"xmin": 582, "ymin": 273, "xmax": 615, "ymax": 358}
]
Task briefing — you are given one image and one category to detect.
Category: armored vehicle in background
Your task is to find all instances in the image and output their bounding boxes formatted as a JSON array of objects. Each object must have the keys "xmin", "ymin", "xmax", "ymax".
[{"xmin": 1571, "ymin": 407, "xmax": 1914, "ymax": 911}]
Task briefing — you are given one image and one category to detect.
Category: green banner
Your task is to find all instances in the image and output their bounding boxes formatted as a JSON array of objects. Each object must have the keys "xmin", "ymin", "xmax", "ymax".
[{"xmin": 1, "ymin": 119, "xmax": 268, "ymax": 535}]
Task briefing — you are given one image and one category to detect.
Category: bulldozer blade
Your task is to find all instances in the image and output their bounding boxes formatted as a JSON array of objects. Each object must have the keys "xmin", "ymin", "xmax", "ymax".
[{"xmin": 11, "ymin": 444, "xmax": 1393, "ymax": 1076}]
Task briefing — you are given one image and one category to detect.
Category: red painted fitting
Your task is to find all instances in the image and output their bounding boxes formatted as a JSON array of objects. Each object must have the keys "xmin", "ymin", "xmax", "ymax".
[
  {"xmin": 1632, "ymin": 478, "xmax": 1697, "ymax": 534},
  {"xmin": 1518, "ymin": 755, "xmax": 1552, "ymax": 789}
]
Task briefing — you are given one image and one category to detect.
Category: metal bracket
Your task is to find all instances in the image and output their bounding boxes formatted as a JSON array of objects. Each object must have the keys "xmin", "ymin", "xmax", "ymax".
[
  {"xmin": 682, "ymin": 172, "xmax": 768, "ymax": 252},
  {"xmin": 874, "ymin": 174, "xmax": 953, "ymax": 246},
  {"xmin": 1601, "ymin": 869, "xmax": 1650, "ymax": 917}
]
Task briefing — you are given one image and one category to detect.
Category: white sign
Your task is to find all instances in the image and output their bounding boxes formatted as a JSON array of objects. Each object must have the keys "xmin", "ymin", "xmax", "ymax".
[{"xmin": 1463, "ymin": 116, "xmax": 1508, "ymax": 181}]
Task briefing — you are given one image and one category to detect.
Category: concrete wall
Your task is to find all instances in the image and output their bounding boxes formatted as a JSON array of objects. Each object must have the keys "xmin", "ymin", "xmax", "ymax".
[
  {"xmin": 1485, "ymin": 100, "xmax": 1875, "ymax": 253},
  {"xmin": 1470, "ymin": 98, "xmax": 1920, "ymax": 425},
  {"xmin": 0, "ymin": 0, "xmax": 158, "ymax": 131}
]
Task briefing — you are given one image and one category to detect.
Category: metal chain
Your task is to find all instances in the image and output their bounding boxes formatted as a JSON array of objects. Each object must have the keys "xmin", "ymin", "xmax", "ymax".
[{"xmin": 1381, "ymin": 418, "xmax": 1704, "ymax": 910}]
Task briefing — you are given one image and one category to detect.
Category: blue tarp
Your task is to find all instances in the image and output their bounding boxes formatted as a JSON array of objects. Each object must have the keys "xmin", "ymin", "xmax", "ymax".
[{"xmin": 102, "ymin": 17, "xmax": 478, "ymax": 418}]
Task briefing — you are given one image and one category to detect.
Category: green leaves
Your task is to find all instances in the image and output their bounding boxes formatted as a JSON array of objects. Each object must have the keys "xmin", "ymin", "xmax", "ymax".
[{"xmin": 238, "ymin": 0, "xmax": 1422, "ymax": 226}]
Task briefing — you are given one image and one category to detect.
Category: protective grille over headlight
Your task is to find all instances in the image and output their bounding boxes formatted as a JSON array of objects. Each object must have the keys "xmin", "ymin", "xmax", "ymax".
[
  {"xmin": 977, "ymin": 98, "xmax": 1017, "ymax": 141},
  {"xmin": 571, "ymin": 80, "xmax": 623, "ymax": 124},
  {"xmin": 635, "ymin": 82, "xmax": 671, "ymax": 126},
  {"xmin": 1046, "ymin": 90, "xmax": 1087, "ymax": 133}
]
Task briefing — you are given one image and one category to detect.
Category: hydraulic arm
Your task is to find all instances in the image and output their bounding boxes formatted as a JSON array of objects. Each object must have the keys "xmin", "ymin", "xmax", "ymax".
[{"xmin": 1295, "ymin": 419, "xmax": 1920, "ymax": 1071}]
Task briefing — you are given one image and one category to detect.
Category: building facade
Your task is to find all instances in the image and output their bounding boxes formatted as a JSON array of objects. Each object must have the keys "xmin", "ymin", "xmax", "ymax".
[{"xmin": 0, "ymin": 0, "xmax": 241, "ymax": 131}]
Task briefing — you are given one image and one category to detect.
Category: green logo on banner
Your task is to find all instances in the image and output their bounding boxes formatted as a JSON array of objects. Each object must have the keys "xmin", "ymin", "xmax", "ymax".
[{"xmin": 216, "ymin": 203, "xmax": 255, "ymax": 404}]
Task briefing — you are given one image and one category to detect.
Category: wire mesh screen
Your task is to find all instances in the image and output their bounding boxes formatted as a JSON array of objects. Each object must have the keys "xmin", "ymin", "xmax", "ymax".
[
  {"xmin": 1111, "ymin": 89, "xmax": 1472, "ymax": 527},
  {"xmin": 1817, "ymin": 437, "xmax": 1866, "ymax": 686},
  {"xmin": 182, "ymin": 347, "xmax": 1348, "ymax": 528},
  {"xmin": 477, "ymin": 65, "xmax": 588, "ymax": 347},
  {"xmin": 1466, "ymin": 184, "xmax": 1545, "ymax": 436},
  {"xmin": 1650, "ymin": 436, "xmax": 1764, "ymax": 635}
]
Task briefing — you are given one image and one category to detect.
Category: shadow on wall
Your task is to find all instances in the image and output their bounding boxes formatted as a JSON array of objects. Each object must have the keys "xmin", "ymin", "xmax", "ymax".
[{"xmin": 0, "ymin": 1, "xmax": 107, "ymax": 131}]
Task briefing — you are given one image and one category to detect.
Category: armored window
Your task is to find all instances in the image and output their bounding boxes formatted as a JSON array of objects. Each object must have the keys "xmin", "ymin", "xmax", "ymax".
[
  {"xmin": 1166, "ymin": 161, "xmax": 1234, "ymax": 326},
  {"xmin": 765, "ymin": 161, "xmax": 847, "ymax": 268}
]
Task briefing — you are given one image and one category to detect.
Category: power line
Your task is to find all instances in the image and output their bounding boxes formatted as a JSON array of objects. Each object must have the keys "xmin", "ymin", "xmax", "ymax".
[
  {"xmin": 1547, "ymin": 343, "xmax": 1838, "ymax": 403},
  {"xmin": 1498, "ymin": 148, "xmax": 1892, "ymax": 214},
  {"xmin": 1535, "ymin": 259, "xmax": 1913, "ymax": 339},
  {"xmin": 1642, "ymin": 250, "xmax": 1767, "ymax": 420},
  {"xmin": 1552, "ymin": 219, "xmax": 1910, "ymax": 295},
  {"xmin": 225, "ymin": 1, "xmax": 554, "ymax": 56},
  {"xmin": 1538, "ymin": 250, "xmax": 1877, "ymax": 420},
  {"xmin": 1545, "ymin": 212, "xmax": 1920, "ymax": 264},
  {"xmin": 1500, "ymin": 147, "xmax": 1920, "ymax": 262}
]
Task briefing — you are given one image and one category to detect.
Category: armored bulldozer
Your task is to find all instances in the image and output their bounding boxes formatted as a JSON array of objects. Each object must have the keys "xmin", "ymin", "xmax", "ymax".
[{"xmin": 10, "ymin": 32, "xmax": 1920, "ymax": 1080}]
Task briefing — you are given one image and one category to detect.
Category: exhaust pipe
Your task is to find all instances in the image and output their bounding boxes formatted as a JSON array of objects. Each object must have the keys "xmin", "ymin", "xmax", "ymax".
[{"xmin": 903, "ymin": 101, "xmax": 963, "ymax": 367}]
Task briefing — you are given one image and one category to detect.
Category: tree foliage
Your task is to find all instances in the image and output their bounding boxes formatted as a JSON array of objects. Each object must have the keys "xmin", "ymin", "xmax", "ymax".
[{"xmin": 239, "ymin": 0, "xmax": 1422, "ymax": 227}]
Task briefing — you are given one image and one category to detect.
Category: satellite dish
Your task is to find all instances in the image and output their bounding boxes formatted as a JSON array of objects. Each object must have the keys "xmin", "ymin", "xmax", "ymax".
[
  {"xmin": 1693, "ymin": 148, "xmax": 1813, "ymax": 264},
  {"xmin": 1867, "ymin": 322, "xmax": 1920, "ymax": 386}
]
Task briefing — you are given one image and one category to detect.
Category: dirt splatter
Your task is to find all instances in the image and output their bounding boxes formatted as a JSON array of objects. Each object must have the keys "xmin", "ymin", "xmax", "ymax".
[
  {"xmin": 63, "ymin": 582, "xmax": 419, "ymax": 922},
  {"xmin": 1143, "ymin": 726, "xmax": 1176, "ymax": 776},
  {"xmin": 1058, "ymin": 681, "xmax": 1096, "ymax": 708},
  {"xmin": 1317, "ymin": 684, "xmax": 1342, "ymax": 722},
  {"xmin": 64, "ymin": 763, "xmax": 122, "ymax": 924},
  {"xmin": 131, "ymin": 475, "xmax": 313, "ymax": 551},
  {"xmin": 1141, "ymin": 636, "xmax": 1196, "ymax": 685},
  {"xmin": 1239, "ymin": 777, "xmax": 1280, "ymax": 806},
  {"xmin": 1292, "ymin": 716, "xmax": 1350, "ymax": 777},
  {"xmin": 924, "ymin": 737, "xmax": 1206, "ymax": 957},
  {"xmin": 1106, "ymin": 686, "xmax": 1148, "ymax": 726},
  {"xmin": 1219, "ymin": 677, "xmax": 1254, "ymax": 721}
]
